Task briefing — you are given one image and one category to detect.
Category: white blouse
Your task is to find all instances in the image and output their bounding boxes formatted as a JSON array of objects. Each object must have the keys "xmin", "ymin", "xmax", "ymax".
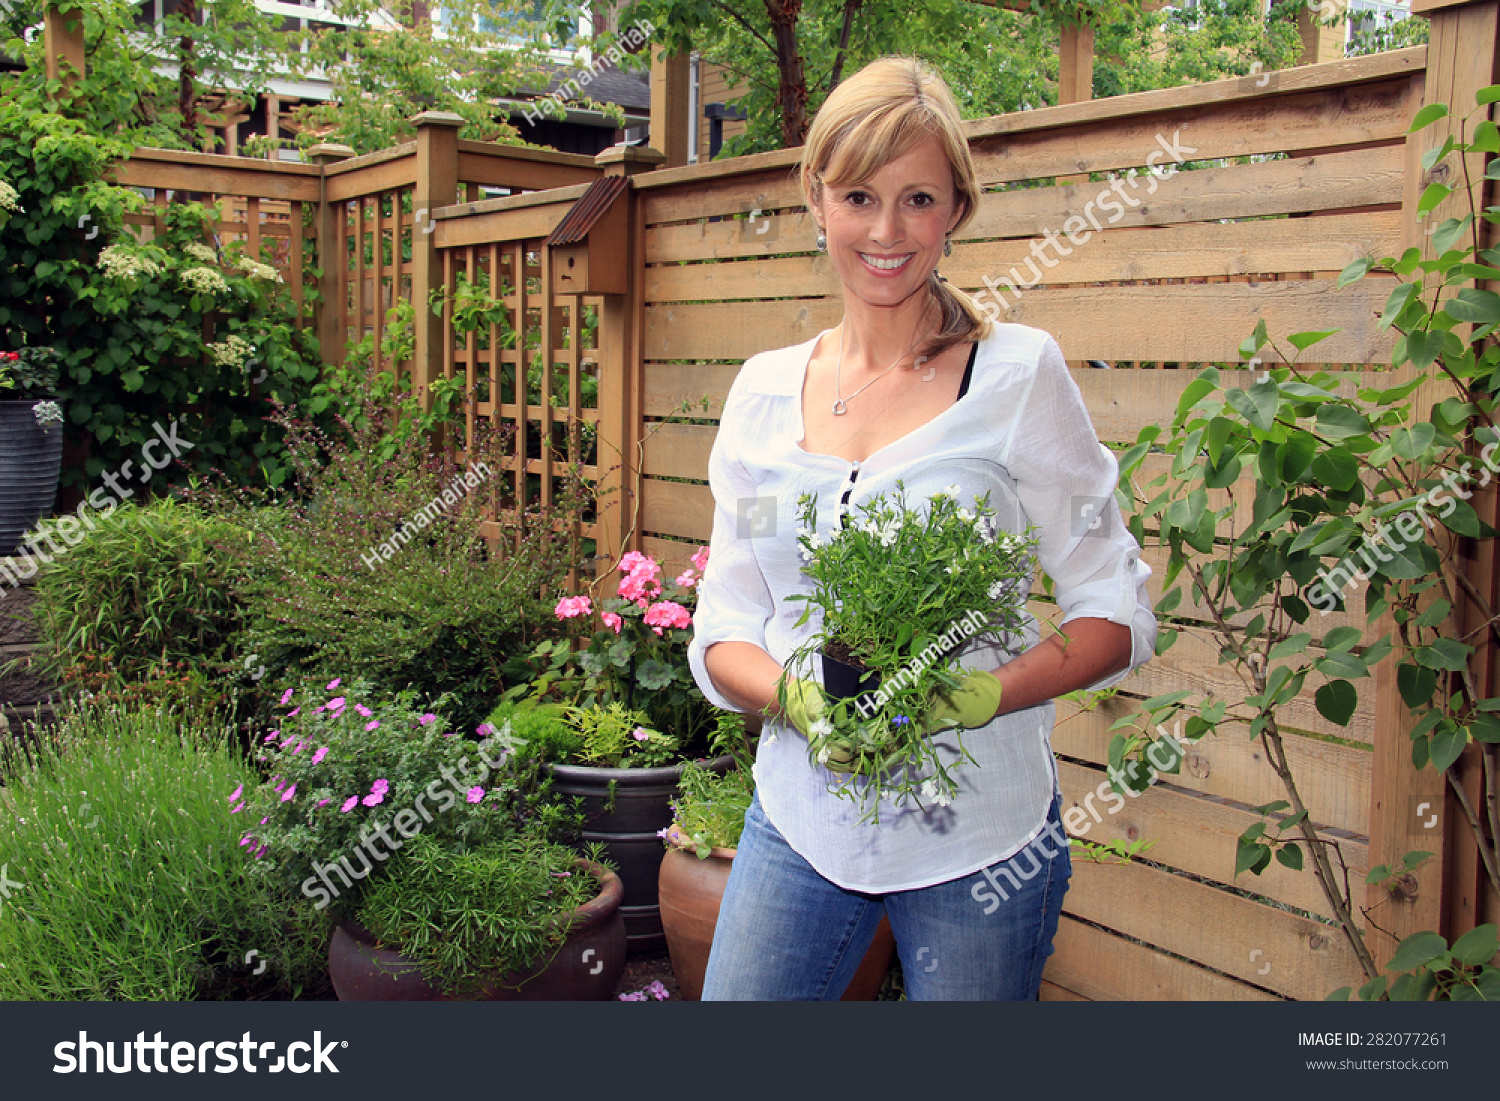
[{"xmin": 687, "ymin": 322, "xmax": 1157, "ymax": 893}]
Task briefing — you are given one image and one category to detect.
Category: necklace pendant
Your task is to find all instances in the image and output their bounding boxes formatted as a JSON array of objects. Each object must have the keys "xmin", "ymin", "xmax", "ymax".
[{"xmin": 831, "ymin": 399, "xmax": 849, "ymax": 416}]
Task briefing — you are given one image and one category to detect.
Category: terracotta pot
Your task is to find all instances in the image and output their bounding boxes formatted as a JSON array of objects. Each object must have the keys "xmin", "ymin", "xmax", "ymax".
[
  {"xmin": 328, "ymin": 859, "xmax": 626, "ymax": 1000},
  {"xmin": 658, "ymin": 829, "xmax": 896, "ymax": 1000},
  {"xmin": 546, "ymin": 754, "xmax": 731, "ymax": 954}
]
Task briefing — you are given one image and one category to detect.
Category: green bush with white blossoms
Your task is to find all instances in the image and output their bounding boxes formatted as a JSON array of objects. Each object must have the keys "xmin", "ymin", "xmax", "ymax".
[{"xmin": 777, "ymin": 483, "xmax": 1039, "ymax": 820}]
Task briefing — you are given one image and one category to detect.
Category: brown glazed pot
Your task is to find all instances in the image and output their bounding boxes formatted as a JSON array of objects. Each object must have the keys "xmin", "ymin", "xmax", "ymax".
[
  {"xmin": 658, "ymin": 829, "xmax": 896, "ymax": 1000},
  {"xmin": 328, "ymin": 860, "xmax": 626, "ymax": 1001}
]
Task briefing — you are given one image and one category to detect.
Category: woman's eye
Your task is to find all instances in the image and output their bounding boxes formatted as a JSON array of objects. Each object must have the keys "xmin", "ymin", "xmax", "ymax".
[
  {"xmin": 842, "ymin": 191, "xmax": 871, "ymax": 207},
  {"xmin": 908, "ymin": 192, "xmax": 935, "ymax": 208}
]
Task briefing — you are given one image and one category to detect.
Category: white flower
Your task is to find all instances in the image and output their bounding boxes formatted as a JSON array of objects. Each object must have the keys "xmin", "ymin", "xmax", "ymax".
[
  {"xmin": 98, "ymin": 245, "xmax": 163, "ymax": 281},
  {"xmin": 0, "ymin": 180, "xmax": 21, "ymax": 213},
  {"xmin": 810, "ymin": 719, "xmax": 833, "ymax": 739},
  {"xmin": 920, "ymin": 778, "xmax": 953, "ymax": 808},
  {"xmin": 815, "ymin": 745, "xmax": 831, "ymax": 765},
  {"xmin": 32, "ymin": 400, "xmax": 63, "ymax": 430},
  {"xmin": 958, "ymin": 507, "xmax": 975, "ymax": 522},
  {"xmin": 935, "ymin": 483, "xmax": 961, "ymax": 498},
  {"xmin": 183, "ymin": 242, "xmax": 219, "ymax": 264},
  {"xmin": 987, "ymin": 580, "xmax": 1007, "ymax": 600},
  {"xmin": 207, "ymin": 334, "xmax": 255, "ymax": 371},
  {"xmin": 237, "ymin": 256, "xmax": 282, "ymax": 282},
  {"xmin": 180, "ymin": 266, "xmax": 230, "ymax": 296},
  {"xmin": 762, "ymin": 727, "xmax": 778, "ymax": 745},
  {"xmin": 945, "ymin": 564, "xmax": 962, "ymax": 576}
]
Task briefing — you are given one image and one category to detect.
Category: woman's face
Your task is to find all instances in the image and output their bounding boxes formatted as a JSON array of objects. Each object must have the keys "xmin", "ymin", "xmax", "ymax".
[{"xmin": 813, "ymin": 135, "xmax": 963, "ymax": 312}]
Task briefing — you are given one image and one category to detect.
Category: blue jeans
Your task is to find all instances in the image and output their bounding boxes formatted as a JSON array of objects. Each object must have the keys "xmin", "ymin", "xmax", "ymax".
[{"xmin": 702, "ymin": 791, "xmax": 1071, "ymax": 1001}]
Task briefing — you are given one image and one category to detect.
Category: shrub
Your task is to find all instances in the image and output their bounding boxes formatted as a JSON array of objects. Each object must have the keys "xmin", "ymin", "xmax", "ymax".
[
  {"xmin": 28, "ymin": 496, "xmax": 246, "ymax": 688},
  {"xmin": 0, "ymin": 696, "xmax": 330, "ymax": 1000},
  {"xmin": 199, "ymin": 406, "xmax": 585, "ymax": 731}
]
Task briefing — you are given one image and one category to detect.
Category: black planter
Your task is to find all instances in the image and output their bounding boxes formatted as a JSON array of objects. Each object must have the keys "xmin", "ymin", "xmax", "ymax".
[
  {"xmin": 0, "ymin": 400, "xmax": 63, "ymax": 556},
  {"xmin": 546, "ymin": 754, "xmax": 732, "ymax": 954},
  {"xmin": 822, "ymin": 648, "xmax": 881, "ymax": 713}
]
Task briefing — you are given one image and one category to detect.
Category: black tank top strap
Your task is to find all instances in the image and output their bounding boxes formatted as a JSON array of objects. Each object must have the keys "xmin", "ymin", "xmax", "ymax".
[{"xmin": 956, "ymin": 341, "xmax": 978, "ymax": 399}]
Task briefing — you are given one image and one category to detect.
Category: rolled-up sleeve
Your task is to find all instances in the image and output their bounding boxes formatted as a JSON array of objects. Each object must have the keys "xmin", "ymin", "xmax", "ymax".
[
  {"xmin": 687, "ymin": 382, "xmax": 778, "ymax": 711},
  {"xmin": 1001, "ymin": 337, "xmax": 1156, "ymax": 692}
]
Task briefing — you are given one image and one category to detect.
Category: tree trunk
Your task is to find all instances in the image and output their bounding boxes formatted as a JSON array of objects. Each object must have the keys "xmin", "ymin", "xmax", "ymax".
[
  {"xmin": 763, "ymin": 0, "xmax": 808, "ymax": 148},
  {"xmin": 179, "ymin": 0, "xmax": 199, "ymax": 144}
]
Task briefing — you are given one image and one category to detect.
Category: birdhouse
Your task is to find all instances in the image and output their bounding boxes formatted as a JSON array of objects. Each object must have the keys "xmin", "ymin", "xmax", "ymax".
[{"xmin": 545, "ymin": 175, "xmax": 630, "ymax": 296}]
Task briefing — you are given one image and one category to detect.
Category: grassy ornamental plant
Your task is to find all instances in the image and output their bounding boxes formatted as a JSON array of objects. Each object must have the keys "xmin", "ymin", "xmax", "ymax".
[
  {"xmin": 484, "ymin": 698, "xmax": 682, "ymax": 769},
  {"xmin": 0, "ymin": 695, "xmax": 329, "ymax": 1000},
  {"xmin": 669, "ymin": 713, "xmax": 758, "ymax": 859},
  {"xmin": 776, "ymin": 483, "xmax": 1038, "ymax": 819}
]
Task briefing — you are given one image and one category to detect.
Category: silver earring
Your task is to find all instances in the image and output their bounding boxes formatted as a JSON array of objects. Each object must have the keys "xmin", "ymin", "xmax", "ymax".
[
  {"xmin": 943, "ymin": 236, "xmax": 952, "ymax": 258},
  {"xmin": 816, "ymin": 230, "xmax": 827, "ymax": 252}
]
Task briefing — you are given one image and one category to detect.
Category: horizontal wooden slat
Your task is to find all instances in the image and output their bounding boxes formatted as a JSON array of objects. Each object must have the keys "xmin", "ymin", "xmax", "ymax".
[
  {"xmin": 1057, "ymin": 759, "xmax": 1368, "ymax": 921},
  {"xmin": 1053, "ymin": 696, "xmax": 1371, "ymax": 836},
  {"xmin": 1061, "ymin": 857, "xmax": 1362, "ymax": 1000},
  {"xmin": 456, "ymin": 151, "xmax": 599, "ymax": 191},
  {"xmin": 325, "ymin": 159, "xmax": 418, "ymax": 203},
  {"xmin": 648, "ymin": 213, "xmax": 1402, "ymax": 298},
  {"xmin": 644, "ymin": 280, "xmax": 1395, "ymax": 366},
  {"xmin": 1044, "ymin": 915, "xmax": 1280, "ymax": 1000},
  {"xmin": 111, "ymin": 159, "xmax": 321, "ymax": 203}
]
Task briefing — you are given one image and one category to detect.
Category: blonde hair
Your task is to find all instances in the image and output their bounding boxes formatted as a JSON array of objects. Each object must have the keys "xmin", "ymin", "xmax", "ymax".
[{"xmin": 800, "ymin": 56, "xmax": 989, "ymax": 359}]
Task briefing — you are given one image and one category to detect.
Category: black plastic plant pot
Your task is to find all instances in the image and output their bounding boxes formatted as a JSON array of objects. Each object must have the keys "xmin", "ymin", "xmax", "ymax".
[{"xmin": 821, "ymin": 648, "xmax": 881, "ymax": 715}]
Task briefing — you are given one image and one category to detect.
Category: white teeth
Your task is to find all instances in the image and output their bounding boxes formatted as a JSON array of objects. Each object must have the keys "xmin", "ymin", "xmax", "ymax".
[{"xmin": 860, "ymin": 253, "xmax": 911, "ymax": 271}]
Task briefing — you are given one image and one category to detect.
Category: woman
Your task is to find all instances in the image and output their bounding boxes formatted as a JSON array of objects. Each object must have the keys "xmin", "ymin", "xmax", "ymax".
[{"xmin": 687, "ymin": 56, "xmax": 1156, "ymax": 1000}]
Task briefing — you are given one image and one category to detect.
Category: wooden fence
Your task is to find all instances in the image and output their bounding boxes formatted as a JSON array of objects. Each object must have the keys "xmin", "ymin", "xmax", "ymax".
[{"xmin": 83, "ymin": 0, "xmax": 1500, "ymax": 999}]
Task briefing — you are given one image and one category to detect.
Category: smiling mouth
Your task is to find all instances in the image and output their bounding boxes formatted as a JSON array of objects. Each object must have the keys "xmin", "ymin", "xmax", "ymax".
[{"xmin": 859, "ymin": 253, "xmax": 913, "ymax": 271}]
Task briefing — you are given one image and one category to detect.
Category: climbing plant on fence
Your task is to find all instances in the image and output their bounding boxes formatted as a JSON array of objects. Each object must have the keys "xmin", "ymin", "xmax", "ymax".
[
  {"xmin": 1117, "ymin": 87, "xmax": 1500, "ymax": 999},
  {"xmin": 0, "ymin": 74, "xmax": 325, "ymax": 494}
]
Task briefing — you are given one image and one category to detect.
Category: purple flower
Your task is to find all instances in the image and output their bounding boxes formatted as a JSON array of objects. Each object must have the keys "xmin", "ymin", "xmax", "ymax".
[
  {"xmin": 477, "ymin": 722, "xmax": 494, "ymax": 737},
  {"xmin": 365, "ymin": 720, "xmax": 380, "ymax": 732},
  {"xmin": 466, "ymin": 786, "xmax": 485, "ymax": 804},
  {"xmin": 362, "ymin": 792, "xmax": 385, "ymax": 807},
  {"xmin": 340, "ymin": 796, "xmax": 358, "ymax": 813},
  {"xmin": 646, "ymin": 981, "xmax": 670, "ymax": 1001},
  {"xmin": 632, "ymin": 727, "xmax": 650, "ymax": 742},
  {"xmin": 327, "ymin": 678, "xmax": 341, "ymax": 690},
  {"xmin": 418, "ymin": 713, "xmax": 436, "ymax": 726},
  {"xmin": 280, "ymin": 784, "xmax": 297, "ymax": 803},
  {"xmin": 264, "ymin": 731, "xmax": 279, "ymax": 743},
  {"xmin": 259, "ymin": 817, "xmax": 269, "ymax": 825},
  {"xmin": 228, "ymin": 784, "xmax": 243, "ymax": 803},
  {"xmin": 238, "ymin": 836, "xmax": 253, "ymax": 847},
  {"xmin": 231, "ymin": 803, "xmax": 245, "ymax": 814},
  {"xmin": 328, "ymin": 696, "xmax": 346, "ymax": 712},
  {"xmin": 287, "ymin": 707, "xmax": 300, "ymax": 718},
  {"xmin": 316, "ymin": 799, "xmax": 331, "ymax": 808},
  {"xmin": 312, "ymin": 746, "xmax": 329, "ymax": 765},
  {"xmin": 355, "ymin": 704, "xmax": 373, "ymax": 717},
  {"xmin": 280, "ymin": 688, "xmax": 295, "ymax": 705},
  {"xmin": 371, "ymin": 778, "xmax": 389, "ymax": 794}
]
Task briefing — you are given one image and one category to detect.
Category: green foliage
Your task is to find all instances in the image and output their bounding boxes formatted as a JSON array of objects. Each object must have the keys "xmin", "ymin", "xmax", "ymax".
[
  {"xmin": 486, "ymin": 698, "xmax": 585, "ymax": 764},
  {"xmin": 564, "ymin": 700, "xmax": 680, "ymax": 769},
  {"xmin": 623, "ymin": 0, "xmax": 1300, "ymax": 154},
  {"xmin": 1122, "ymin": 84, "xmax": 1500, "ymax": 996},
  {"xmin": 30, "ymin": 496, "xmax": 246, "ymax": 686},
  {"xmin": 197, "ymin": 405, "xmax": 584, "ymax": 732},
  {"xmin": 671, "ymin": 712, "xmax": 757, "ymax": 857},
  {"xmin": 0, "ymin": 694, "xmax": 331, "ymax": 1000},
  {"xmin": 0, "ymin": 343, "xmax": 60, "ymax": 395},
  {"xmin": 355, "ymin": 832, "xmax": 606, "ymax": 996},
  {"xmin": 242, "ymin": 677, "xmax": 582, "ymax": 919},
  {"xmin": 778, "ymin": 483, "xmax": 1038, "ymax": 816},
  {"xmin": 1329, "ymin": 925, "xmax": 1500, "ymax": 1002},
  {"xmin": 0, "ymin": 77, "xmax": 326, "ymax": 496}
]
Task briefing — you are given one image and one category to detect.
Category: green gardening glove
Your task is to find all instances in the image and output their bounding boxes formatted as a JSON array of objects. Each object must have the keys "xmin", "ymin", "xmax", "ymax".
[
  {"xmin": 924, "ymin": 669, "xmax": 1004, "ymax": 732},
  {"xmin": 775, "ymin": 678, "xmax": 858, "ymax": 772}
]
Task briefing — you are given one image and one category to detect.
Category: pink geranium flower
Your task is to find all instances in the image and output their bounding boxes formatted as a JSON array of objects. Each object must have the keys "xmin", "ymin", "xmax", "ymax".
[
  {"xmin": 618, "ymin": 551, "xmax": 649, "ymax": 574},
  {"xmin": 691, "ymin": 545, "xmax": 709, "ymax": 572},
  {"xmin": 328, "ymin": 696, "xmax": 346, "ymax": 712},
  {"xmin": 601, "ymin": 611, "xmax": 623, "ymax": 634},
  {"xmin": 355, "ymin": 704, "xmax": 373, "ymax": 717},
  {"xmin": 418, "ymin": 713, "xmax": 436, "ymax": 726},
  {"xmin": 340, "ymin": 796, "xmax": 358, "ymax": 813},
  {"xmin": 675, "ymin": 568, "xmax": 698, "ymax": 589},
  {"xmin": 366, "ymin": 720, "xmax": 380, "ymax": 732},
  {"xmin": 632, "ymin": 727, "xmax": 650, "ymax": 742},
  {"xmin": 643, "ymin": 600, "xmax": 692, "ymax": 633},
  {"xmin": 362, "ymin": 791, "xmax": 385, "ymax": 807},
  {"xmin": 466, "ymin": 786, "xmax": 485, "ymax": 804},
  {"xmin": 554, "ymin": 595, "xmax": 593, "ymax": 620}
]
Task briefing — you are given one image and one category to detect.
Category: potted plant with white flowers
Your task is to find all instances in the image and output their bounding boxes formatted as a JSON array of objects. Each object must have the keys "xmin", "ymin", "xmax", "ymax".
[
  {"xmin": 0, "ymin": 343, "xmax": 65, "ymax": 556},
  {"xmin": 776, "ymin": 483, "xmax": 1040, "ymax": 822}
]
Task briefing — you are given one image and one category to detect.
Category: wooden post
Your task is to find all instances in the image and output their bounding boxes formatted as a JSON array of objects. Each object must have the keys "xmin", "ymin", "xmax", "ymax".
[
  {"xmin": 410, "ymin": 111, "xmax": 463, "ymax": 412},
  {"xmin": 592, "ymin": 144, "xmax": 663, "ymax": 571},
  {"xmin": 308, "ymin": 143, "xmax": 355, "ymax": 369},
  {"xmin": 1369, "ymin": 0, "xmax": 1500, "ymax": 967},
  {"xmin": 1057, "ymin": 23, "xmax": 1094, "ymax": 187},
  {"xmin": 43, "ymin": 5, "xmax": 86, "ymax": 96},
  {"xmin": 650, "ymin": 48, "xmax": 691, "ymax": 169}
]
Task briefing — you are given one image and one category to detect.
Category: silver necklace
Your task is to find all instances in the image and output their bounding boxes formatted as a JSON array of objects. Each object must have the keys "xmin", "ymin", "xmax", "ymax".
[{"xmin": 831, "ymin": 321, "xmax": 930, "ymax": 416}]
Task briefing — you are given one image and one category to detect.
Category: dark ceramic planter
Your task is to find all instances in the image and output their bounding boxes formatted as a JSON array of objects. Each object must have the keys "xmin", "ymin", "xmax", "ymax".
[
  {"xmin": 0, "ymin": 400, "xmax": 63, "ymax": 557},
  {"xmin": 328, "ymin": 859, "xmax": 626, "ymax": 1000},
  {"xmin": 658, "ymin": 830, "xmax": 897, "ymax": 1000},
  {"xmin": 546, "ymin": 755, "xmax": 732, "ymax": 954}
]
